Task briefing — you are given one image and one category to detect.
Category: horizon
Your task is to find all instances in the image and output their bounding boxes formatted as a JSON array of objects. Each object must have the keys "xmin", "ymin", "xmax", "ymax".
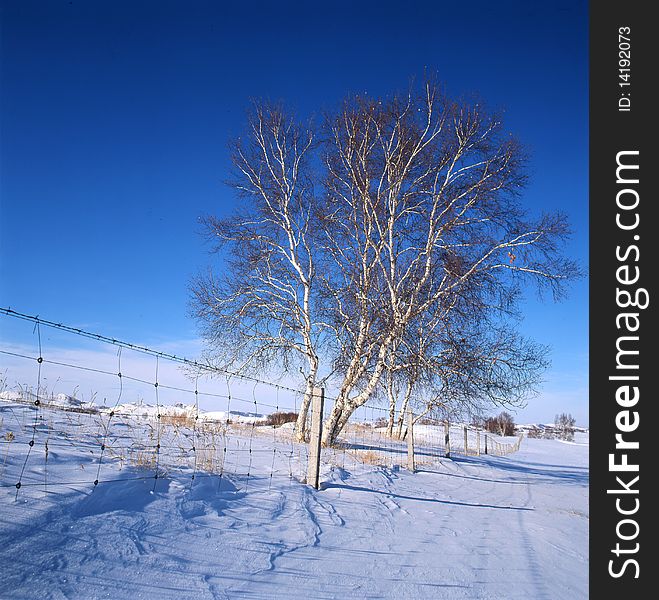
[{"xmin": 0, "ymin": 308, "xmax": 588, "ymax": 428}]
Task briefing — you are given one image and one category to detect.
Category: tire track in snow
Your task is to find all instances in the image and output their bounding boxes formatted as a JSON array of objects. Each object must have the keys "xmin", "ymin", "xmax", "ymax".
[
  {"xmin": 513, "ymin": 474, "xmax": 553, "ymax": 600},
  {"xmin": 430, "ymin": 457, "xmax": 530, "ymax": 598}
]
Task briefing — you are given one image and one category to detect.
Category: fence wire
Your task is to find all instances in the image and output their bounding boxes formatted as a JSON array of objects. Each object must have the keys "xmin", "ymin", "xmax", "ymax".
[{"xmin": 1, "ymin": 308, "xmax": 523, "ymax": 504}]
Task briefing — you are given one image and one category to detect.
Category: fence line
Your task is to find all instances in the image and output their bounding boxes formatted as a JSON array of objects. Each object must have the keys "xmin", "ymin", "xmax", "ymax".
[
  {"xmin": 1, "ymin": 307, "xmax": 523, "ymax": 505},
  {"xmin": 0, "ymin": 307, "xmax": 303, "ymax": 397}
]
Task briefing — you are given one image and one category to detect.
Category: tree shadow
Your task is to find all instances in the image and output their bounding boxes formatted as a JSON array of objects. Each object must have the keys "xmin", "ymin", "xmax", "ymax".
[
  {"xmin": 445, "ymin": 454, "xmax": 589, "ymax": 486},
  {"xmin": 321, "ymin": 482, "xmax": 533, "ymax": 511}
]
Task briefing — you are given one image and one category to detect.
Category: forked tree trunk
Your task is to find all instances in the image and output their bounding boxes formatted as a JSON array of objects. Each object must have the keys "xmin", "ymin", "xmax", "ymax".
[
  {"xmin": 321, "ymin": 336, "xmax": 394, "ymax": 446},
  {"xmin": 294, "ymin": 356, "xmax": 318, "ymax": 442}
]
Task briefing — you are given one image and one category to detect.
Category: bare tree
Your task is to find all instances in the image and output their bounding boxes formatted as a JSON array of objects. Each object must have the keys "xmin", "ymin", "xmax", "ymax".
[
  {"xmin": 193, "ymin": 78, "xmax": 580, "ymax": 449},
  {"xmin": 380, "ymin": 298, "xmax": 549, "ymax": 440},
  {"xmin": 190, "ymin": 103, "xmax": 322, "ymax": 441},
  {"xmin": 555, "ymin": 412, "xmax": 576, "ymax": 440},
  {"xmin": 485, "ymin": 411, "xmax": 516, "ymax": 437},
  {"xmin": 318, "ymin": 80, "xmax": 579, "ymax": 446}
]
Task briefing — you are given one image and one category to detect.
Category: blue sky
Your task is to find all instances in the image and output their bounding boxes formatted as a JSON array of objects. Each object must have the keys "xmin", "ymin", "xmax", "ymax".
[{"xmin": 0, "ymin": 0, "xmax": 588, "ymax": 424}]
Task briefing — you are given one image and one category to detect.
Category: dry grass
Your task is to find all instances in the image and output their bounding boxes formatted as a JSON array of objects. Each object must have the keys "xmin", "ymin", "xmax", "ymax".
[
  {"xmin": 350, "ymin": 449, "xmax": 388, "ymax": 466},
  {"xmin": 160, "ymin": 413, "xmax": 197, "ymax": 428},
  {"xmin": 129, "ymin": 448, "xmax": 158, "ymax": 470}
]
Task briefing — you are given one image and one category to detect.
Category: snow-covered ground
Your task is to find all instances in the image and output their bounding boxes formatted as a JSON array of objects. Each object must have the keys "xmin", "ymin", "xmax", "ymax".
[{"xmin": 0, "ymin": 399, "xmax": 588, "ymax": 599}]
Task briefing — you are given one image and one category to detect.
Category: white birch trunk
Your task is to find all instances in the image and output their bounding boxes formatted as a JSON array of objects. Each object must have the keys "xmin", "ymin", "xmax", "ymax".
[{"xmin": 322, "ymin": 332, "xmax": 395, "ymax": 446}]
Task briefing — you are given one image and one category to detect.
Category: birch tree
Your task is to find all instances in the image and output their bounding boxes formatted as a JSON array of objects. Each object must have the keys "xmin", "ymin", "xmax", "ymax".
[
  {"xmin": 193, "ymin": 79, "xmax": 580, "ymax": 449},
  {"xmin": 318, "ymin": 81, "xmax": 578, "ymax": 446},
  {"xmin": 190, "ymin": 103, "xmax": 322, "ymax": 441},
  {"xmin": 385, "ymin": 284, "xmax": 549, "ymax": 439}
]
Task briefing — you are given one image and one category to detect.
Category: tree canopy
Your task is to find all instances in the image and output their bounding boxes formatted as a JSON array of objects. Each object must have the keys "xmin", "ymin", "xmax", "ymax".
[{"xmin": 191, "ymin": 78, "xmax": 581, "ymax": 446}]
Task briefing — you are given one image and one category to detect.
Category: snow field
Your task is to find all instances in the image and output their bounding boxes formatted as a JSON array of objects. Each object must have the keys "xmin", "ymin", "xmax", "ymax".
[{"xmin": 0, "ymin": 399, "xmax": 588, "ymax": 599}]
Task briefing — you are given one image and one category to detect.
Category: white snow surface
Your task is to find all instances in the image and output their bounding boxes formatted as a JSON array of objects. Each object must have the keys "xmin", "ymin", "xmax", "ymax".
[
  {"xmin": 0, "ymin": 400, "xmax": 588, "ymax": 599},
  {"xmin": 0, "ymin": 390, "xmax": 96, "ymax": 412}
]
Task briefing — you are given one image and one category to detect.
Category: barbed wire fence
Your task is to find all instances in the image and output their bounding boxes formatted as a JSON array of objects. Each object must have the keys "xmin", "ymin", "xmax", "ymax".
[{"xmin": 0, "ymin": 307, "xmax": 523, "ymax": 504}]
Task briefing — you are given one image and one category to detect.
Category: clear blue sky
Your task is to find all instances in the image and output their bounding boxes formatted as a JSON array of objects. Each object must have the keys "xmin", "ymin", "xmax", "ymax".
[{"xmin": 0, "ymin": 0, "xmax": 588, "ymax": 424}]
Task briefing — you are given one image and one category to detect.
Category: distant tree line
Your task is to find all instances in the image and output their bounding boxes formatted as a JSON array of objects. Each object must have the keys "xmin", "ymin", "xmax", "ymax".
[
  {"xmin": 483, "ymin": 412, "xmax": 516, "ymax": 437},
  {"xmin": 554, "ymin": 412, "xmax": 577, "ymax": 441}
]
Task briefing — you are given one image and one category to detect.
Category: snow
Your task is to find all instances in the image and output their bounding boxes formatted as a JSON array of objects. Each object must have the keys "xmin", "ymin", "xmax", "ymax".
[
  {"xmin": 49, "ymin": 393, "xmax": 96, "ymax": 411},
  {"xmin": 0, "ymin": 390, "xmax": 96, "ymax": 412},
  {"xmin": 100, "ymin": 402, "xmax": 267, "ymax": 423},
  {"xmin": 0, "ymin": 399, "xmax": 588, "ymax": 599},
  {"xmin": 0, "ymin": 390, "xmax": 23, "ymax": 402},
  {"xmin": 200, "ymin": 410, "xmax": 266, "ymax": 424}
]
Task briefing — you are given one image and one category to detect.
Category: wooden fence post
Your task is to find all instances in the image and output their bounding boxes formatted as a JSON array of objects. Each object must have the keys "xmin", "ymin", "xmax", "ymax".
[
  {"xmin": 484, "ymin": 433, "xmax": 488, "ymax": 455},
  {"xmin": 463, "ymin": 426, "xmax": 468, "ymax": 456},
  {"xmin": 444, "ymin": 420, "xmax": 450, "ymax": 458},
  {"xmin": 306, "ymin": 387, "xmax": 324, "ymax": 490},
  {"xmin": 476, "ymin": 428, "xmax": 481, "ymax": 456},
  {"xmin": 406, "ymin": 407, "xmax": 415, "ymax": 472}
]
